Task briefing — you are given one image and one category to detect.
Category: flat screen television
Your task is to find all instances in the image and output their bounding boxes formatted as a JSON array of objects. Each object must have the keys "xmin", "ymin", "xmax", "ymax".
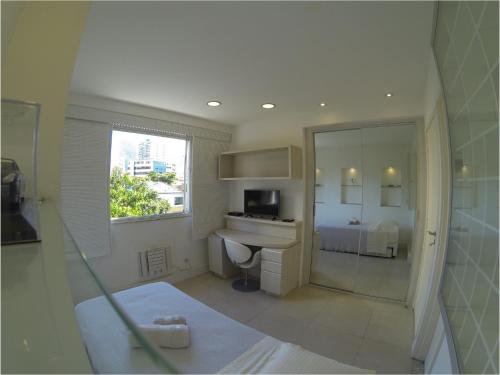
[{"xmin": 244, "ymin": 189, "xmax": 280, "ymax": 217}]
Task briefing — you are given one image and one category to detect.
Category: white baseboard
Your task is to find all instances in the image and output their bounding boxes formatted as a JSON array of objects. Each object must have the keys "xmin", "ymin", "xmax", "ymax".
[
  {"xmin": 107, "ymin": 264, "xmax": 209, "ymax": 295},
  {"xmin": 166, "ymin": 264, "xmax": 209, "ymax": 284}
]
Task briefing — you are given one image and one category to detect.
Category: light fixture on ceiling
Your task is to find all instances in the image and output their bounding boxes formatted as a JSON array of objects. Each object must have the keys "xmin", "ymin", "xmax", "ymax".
[
  {"xmin": 385, "ymin": 92, "xmax": 393, "ymax": 98},
  {"xmin": 207, "ymin": 101, "xmax": 221, "ymax": 107},
  {"xmin": 261, "ymin": 103, "xmax": 276, "ymax": 109},
  {"xmin": 320, "ymin": 102, "xmax": 327, "ymax": 107}
]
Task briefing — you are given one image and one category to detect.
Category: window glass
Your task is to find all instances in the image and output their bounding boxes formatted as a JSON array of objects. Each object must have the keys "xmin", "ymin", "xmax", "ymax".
[{"xmin": 109, "ymin": 130, "xmax": 189, "ymax": 219}]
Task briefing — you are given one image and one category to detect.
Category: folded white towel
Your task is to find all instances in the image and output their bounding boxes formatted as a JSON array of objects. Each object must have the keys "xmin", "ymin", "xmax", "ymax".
[
  {"xmin": 129, "ymin": 324, "xmax": 190, "ymax": 349},
  {"xmin": 153, "ymin": 315, "xmax": 187, "ymax": 325}
]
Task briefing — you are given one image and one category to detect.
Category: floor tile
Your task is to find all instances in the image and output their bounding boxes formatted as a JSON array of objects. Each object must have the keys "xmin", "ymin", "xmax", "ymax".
[
  {"xmin": 314, "ymin": 298, "xmax": 374, "ymax": 337},
  {"xmin": 296, "ymin": 321, "xmax": 363, "ymax": 366},
  {"xmin": 174, "ymin": 273, "xmax": 417, "ymax": 374},
  {"xmin": 246, "ymin": 308, "xmax": 312, "ymax": 344},
  {"xmin": 354, "ymin": 337, "xmax": 413, "ymax": 374},
  {"xmin": 311, "ymin": 249, "xmax": 411, "ymax": 301}
]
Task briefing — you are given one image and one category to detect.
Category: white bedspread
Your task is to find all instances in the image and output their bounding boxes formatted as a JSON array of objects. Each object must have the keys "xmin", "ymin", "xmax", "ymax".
[
  {"xmin": 218, "ymin": 336, "xmax": 374, "ymax": 374},
  {"xmin": 75, "ymin": 282, "xmax": 265, "ymax": 374}
]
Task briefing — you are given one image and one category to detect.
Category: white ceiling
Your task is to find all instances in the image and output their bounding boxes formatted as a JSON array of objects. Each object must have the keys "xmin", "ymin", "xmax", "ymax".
[{"xmin": 71, "ymin": 2, "xmax": 434, "ymax": 127}]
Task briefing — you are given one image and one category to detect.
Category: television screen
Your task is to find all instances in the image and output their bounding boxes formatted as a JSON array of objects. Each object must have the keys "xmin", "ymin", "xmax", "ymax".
[{"xmin": 244, "ymin": 190, "xmax": 280, "ymax": 217}]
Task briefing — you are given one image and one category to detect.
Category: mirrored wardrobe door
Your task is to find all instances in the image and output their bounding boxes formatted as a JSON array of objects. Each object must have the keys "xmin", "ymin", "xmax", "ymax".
[
  {"xmin": 310, "ymin": 129, "xmax": 363, "ymax": 292},
  {"xmin": 353, "ymin": 124, "xmax": 417, "ymax": 300}
]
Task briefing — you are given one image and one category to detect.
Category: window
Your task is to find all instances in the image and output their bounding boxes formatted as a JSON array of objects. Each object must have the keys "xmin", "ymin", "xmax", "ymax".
[{"xmin": 109, "ymin": 130, "xmax": 190, "ymax": 220}]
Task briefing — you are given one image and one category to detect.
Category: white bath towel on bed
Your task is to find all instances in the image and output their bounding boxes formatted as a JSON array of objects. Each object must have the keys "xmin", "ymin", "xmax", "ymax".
[
  {"xmin": 153, "ymin": 315, "xmax": 187, "ymax": 325},
  {"xmin": 218, "ymin": 336, "xmax": 374, "ymax": 374},
  {"xmin": 129, "ymin": 324, "xmax": 190, "ymax": 349}
]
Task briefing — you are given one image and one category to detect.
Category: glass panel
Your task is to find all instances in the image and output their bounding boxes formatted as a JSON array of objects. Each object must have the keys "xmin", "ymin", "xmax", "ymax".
[
  {"xmin": 1, "ymin": 202, "xmax": 175, "ymax": 373},
  {"xmin": 311, "ymin": 129, "xmax": 363, "ymax": 292},
  {"xmin": 1, "ymin": 242, "xmax": 63, "ymax": 372},
  {"xmin": 353, "ymin": 125, "xmax": 416, "ymax": 300},
  {"xmin": 1, "ymin": 99, "xmax": 40, "ymax": 244},
  {"xmin": 435, "ymin": 1, "xmax": 499, "ymax": 373},
  {"xmin": 60, "ymin": 202, "xmax": 177, "ymax": 374}
]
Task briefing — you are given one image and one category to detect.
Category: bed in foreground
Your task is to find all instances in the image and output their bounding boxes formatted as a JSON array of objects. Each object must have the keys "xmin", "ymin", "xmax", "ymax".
[{"xmin": 75, "ymin": 282, "xmax": 373, "ymax": 374}]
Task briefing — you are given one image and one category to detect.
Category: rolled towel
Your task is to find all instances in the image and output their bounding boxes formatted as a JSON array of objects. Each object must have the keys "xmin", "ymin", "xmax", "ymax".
[
  {"xmin": 129, "ymin": 324, "xmax": 190, "ymax": 349},
  {"xmin": 153, "ymin": 315, "xmax": 187, "ymax": 326}
]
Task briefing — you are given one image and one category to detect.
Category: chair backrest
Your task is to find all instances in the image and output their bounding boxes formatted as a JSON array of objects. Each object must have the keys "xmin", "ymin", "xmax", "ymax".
[{"xmin": 224, "ymin": 239, "xmax": 252, "ymax": 265}]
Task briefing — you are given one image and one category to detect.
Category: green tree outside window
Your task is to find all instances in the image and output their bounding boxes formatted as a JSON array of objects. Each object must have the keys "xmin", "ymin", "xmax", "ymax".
[{"xmin": 110, "ymin": 167, "xmax": 177, "ymax": 218}]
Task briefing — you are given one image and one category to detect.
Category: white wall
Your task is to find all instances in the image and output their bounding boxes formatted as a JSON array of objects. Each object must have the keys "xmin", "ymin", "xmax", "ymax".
[
  {"xmin": 90, "ymin": 217, "xmax": 208, "ymax": 292},
  {"xmin": 229, "ymin": 121, "xmax": 304, "ymax": 220},
  {"xmin": 228, "ymin": 180, "xmax": 303, "ymax": 220},
  {"xmin": 315, "ymin": 142, "xmax": 415, "ymax": 245},
  {"xmin": 67, "ymin": 94, "xmax": 234, "ymax": 292}
]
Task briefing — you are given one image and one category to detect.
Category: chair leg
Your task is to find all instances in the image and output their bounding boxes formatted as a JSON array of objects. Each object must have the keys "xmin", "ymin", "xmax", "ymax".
[{"xmin": 231, "ymin": 268, "xmax": 260, "ymax": 292}]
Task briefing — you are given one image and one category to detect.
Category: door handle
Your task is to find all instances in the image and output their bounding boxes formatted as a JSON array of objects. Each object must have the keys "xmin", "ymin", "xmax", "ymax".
[{"xmin": 428, "ymin": 230, "xmax": 437, "ymax": 246}]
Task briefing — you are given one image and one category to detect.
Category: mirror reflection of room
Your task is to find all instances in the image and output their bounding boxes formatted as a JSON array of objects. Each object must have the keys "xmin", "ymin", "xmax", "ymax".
[
  {"xmin": 1, "ymin": 100, "xmax": 40, "ymax": 245},
  {"xmin": 312, "ymin": 129, "xmax": 363, "ymax": 292},
  {"xmin": 311, "ymin": 124, "xmax": 417, "ymax": 301}
]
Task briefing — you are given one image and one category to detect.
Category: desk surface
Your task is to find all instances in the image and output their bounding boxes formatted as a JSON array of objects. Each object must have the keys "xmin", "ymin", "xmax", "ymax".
[{"xmin": 215, "ymin": 229, "xmax": 298, "ymax": 249}]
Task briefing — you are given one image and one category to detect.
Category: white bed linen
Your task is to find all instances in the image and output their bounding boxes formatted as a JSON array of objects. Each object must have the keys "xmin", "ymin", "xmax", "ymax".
[
  {"xmin": 218, "ymin": 336, "xmax": 374, "ymax": 374},
  {"xmin": 75, "ymin": 282, "xmax": 265, "ymax": 374}
]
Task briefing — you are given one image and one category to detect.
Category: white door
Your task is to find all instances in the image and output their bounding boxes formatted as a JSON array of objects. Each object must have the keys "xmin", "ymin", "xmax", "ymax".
[{"xmin": 412, "ymin": 96, "xmax": 451, "ymax": 358}]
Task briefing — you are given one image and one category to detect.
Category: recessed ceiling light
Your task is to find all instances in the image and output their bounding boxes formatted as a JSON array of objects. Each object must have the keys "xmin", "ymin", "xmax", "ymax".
[
  {"xmin": 320, "ymin": 102, "xmax": 327, "ymax": 107},
  {"xmin": 207, "ymin": 101, "xmax": 221, "ymax": 107},
  {"xmin": 261, "ymin": 103, "xmax": 276, "ymax": 109},
  {"xmin": 385, "ymin": 92, "xmax": 393, "ymax": 98}
]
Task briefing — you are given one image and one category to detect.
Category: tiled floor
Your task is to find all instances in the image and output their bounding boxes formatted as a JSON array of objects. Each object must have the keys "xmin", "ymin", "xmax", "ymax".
[
  {"xmin": 176, "ymin": 273, "xmax": 424, "ymax": 374},
  {"xmin": 310, "ymin": 248, "xmax": 411, "ymax": 301}
]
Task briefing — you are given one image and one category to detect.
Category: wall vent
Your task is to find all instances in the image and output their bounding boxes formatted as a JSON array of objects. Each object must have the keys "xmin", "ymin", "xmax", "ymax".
[{"xmin": 138, "ymin": 247, "xmax": 172, "ymax": 280}]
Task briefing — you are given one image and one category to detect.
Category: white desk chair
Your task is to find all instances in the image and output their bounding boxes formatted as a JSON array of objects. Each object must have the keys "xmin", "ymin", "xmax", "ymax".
[{"xmin": 224, "ymin": 239, "xmax": 261, "ymax": 292}]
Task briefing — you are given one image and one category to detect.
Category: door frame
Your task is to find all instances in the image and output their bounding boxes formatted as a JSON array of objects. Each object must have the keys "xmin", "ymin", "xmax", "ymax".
[
  {"xmin": 410, "ymin": 94, "xmax": 452, "ymax": 360},
  {"xmin": 300, "ymin": 117, "xmax": 425, "ymax": 306}
]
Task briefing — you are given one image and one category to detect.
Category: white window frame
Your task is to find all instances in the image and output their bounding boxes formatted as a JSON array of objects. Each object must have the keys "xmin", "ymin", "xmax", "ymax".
[{"xmin": 110, "ymin": 127, "xmax": 192, "ymax": 224}]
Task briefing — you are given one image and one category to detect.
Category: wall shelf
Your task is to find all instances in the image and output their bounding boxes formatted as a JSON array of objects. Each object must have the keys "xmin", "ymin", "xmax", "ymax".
[
  {"xmin": 340, "ymin": 167, "xmax": 362, "ymax": 205},
  {"xmin": 218, "ymin": 145, "xmax": 302, "ymax": 180},
  {"xmin": 380, "ymin": 166, "xmax": 402, "ymax": 207}
]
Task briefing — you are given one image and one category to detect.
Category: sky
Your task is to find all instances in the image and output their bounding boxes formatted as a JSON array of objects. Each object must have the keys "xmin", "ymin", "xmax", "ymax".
[{"xmin": 110, "ymin": 130, "xmax": 187, "ymax": 176}]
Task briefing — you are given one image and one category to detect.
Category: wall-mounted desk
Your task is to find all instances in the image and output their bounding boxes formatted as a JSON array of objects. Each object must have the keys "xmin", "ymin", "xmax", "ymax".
[
  {"xmin": 215, "ymin": 228, "xmax": 298, "ymax": 249},
  {"xmin": 209, "ymin": 216, "xmax": 302, "ymax": 297}
]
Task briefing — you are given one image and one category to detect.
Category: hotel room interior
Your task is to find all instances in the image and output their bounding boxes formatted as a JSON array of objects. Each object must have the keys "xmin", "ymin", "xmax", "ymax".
[{"xmin": 1, "ymin": 1, "xmax": 498, "ymax": 374}]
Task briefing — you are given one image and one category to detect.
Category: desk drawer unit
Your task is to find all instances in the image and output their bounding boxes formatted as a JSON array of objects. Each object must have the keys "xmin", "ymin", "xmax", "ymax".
[
  {"xmin": 261, "ymin": 270, "xmax": 282, "ymax": 295},
  {"xmin": 261, "ymin": 248, "xmax": 284, "ymax": 263},
  {"xmin": 261, "ymin": 260, "xmax": 281, "ymax": 273},
  {"xmin": 260, "ymin": 244, "xmax": 299, "ymax": 296}
]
